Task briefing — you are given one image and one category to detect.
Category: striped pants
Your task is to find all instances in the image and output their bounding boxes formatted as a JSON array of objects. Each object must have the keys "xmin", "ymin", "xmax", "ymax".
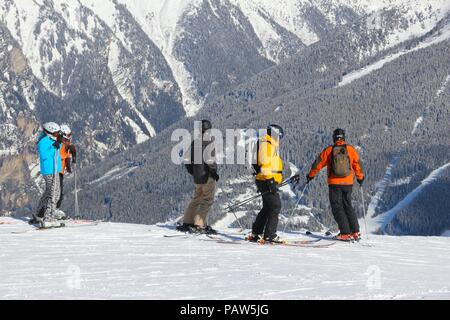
[{"xmin": 36, "ymin": 174, "xmax": 61, "ymax": 220}]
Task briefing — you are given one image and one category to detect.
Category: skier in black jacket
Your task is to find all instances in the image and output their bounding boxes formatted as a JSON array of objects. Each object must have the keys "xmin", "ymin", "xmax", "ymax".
[{"xmin": 177, "ymin": 120, "xmax": 219, "ymax": 234}]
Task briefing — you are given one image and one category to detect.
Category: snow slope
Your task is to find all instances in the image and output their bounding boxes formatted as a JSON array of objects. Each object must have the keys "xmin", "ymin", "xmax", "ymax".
[{"xmin": 0, "ymin": 217, "xmax": 449, "ymax": 299}]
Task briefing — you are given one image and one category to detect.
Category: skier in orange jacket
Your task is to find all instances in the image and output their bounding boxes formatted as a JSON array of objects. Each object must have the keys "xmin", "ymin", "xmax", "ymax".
[
  {"xmin": 306, "ymin": 128, "xmax": 364, "ymax": 241},
  {"xmin": 56, "ymin": 124, "xmax": 77, "ymax": 219}
]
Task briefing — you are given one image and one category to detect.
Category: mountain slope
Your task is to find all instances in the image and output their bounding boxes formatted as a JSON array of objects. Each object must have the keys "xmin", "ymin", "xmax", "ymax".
[
  {"xmin": 0, "ymin": 217, "xmax": 449, "ymax": 299},
  {"xmin": 0, "ymin": 0, "xmax": 323, "ymax": 212}
]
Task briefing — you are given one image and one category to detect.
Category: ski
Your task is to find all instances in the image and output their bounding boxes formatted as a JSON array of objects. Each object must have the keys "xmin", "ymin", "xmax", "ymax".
[
  {"xmin": 305, "ymin": 231, "xmax": 374, "ymax": 246},
  {"xmin": 162, "ymin": 228, "xmax": 244, "ymax": 241},
  {"xmin": 163, "ymin": 233, "xmax": 224, "ymax": 240},
  {"xmin": 0, "ymin": 221, "xmax": 17, "ymax": 225},
  {"xmin": 163, "ymin": 234, "xmax": 199, "ymax": 238},
  {"xmin": 12, "ymin": 224, "xmax": 65, "ymax": 234},
  {"xmin": 11, "ymin": 220, "xmax": 100, "ymax": 234},
  {"xmin": 211, "ymin": 238, "xmax": 335, "ymax": 248}
]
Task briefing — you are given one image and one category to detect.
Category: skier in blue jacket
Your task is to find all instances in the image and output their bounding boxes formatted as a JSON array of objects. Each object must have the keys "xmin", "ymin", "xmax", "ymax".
[{"xmin": 31, "ymin": 122, "xmax": 64, "ymax": 228}]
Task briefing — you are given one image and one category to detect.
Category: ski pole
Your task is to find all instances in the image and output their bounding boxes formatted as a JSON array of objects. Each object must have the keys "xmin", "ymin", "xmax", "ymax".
[
  {"xmin": 225, "ymin": 192, "xmax": 266, "ymax": 212},
  {"xmin": 74, "ymin": 163, "xmax": 80, "ymax": 219},
  {"xmin": 229, "ymin": 207, "xmax": 246, "ymax": 231},
  {"xmin": 225, "ymin": 177, "xmax": 296, "ymax": 231},
  {"xmin": 282, "ymin": 183, "xmax": 309, "ymax": 233},
  {"xmin": 225, "ymin": 177, "xmax": 294, "ymax": 212},
  {"xmin": 360, "ymin": 186, "xmax": 369, "ymax": 240}
]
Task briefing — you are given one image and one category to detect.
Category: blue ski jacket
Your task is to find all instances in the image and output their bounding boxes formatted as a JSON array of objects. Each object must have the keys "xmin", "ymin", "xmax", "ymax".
[{"xmin": 37, "ymin": 133, "xmax": 62, "ymax": 175}]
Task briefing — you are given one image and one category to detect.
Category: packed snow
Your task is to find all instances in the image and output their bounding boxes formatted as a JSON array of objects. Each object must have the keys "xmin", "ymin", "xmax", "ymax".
[{"xmin": 0, "ymin": 217, "xmax": 449, "ymax": 299}]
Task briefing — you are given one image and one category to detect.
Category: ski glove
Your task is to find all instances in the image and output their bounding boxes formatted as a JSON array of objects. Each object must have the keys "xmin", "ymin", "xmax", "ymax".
[
  {"xmin": 306, "ymin": 175, "xmax": 313, "ymax": 183},
  {"xmin": 357, "ymin": 177, "xmax": 364, "ymax": 186},
  {"xmin": 211, "ymin": 171, "xmax": 220, "ymax": 182},
  {"xmin": 291, "ymin": 174, "xmax": 301, "ymax": 184},
  {"xmin": 69, "ymin": 145, "xmax": 77, "ymax": 163},
  {"xmin": 52, "ymin": 140, "xmax": 61, "ymax": 149}
]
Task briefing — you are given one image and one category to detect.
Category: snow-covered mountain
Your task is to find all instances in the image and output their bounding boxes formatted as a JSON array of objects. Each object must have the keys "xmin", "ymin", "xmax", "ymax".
[
  {"xmin": 1, "ymin": 0, "xmax": 449, "ymax": 232},
  {"xmin": 49, "ymin": 1, "xmax": 450, "ymax": 237},
  {"xmin": 1, "ymin": 216, "xmax": 449, "ymax": 299}
]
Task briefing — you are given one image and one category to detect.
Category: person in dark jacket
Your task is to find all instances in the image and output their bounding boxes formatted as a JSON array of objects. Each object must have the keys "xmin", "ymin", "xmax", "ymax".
[{"xmin": 177, "ymin": 120, "xmax": 219, "ymax": 234}]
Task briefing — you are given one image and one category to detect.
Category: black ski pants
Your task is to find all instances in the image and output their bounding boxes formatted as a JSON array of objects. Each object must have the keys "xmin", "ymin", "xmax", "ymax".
[
  {"xmin": 329, "ymin": 184, "xmax": 359, "ymax": 234},
  {"xmin": 252, "ymin": 180, "xmax": 281, "ymax": 240}
]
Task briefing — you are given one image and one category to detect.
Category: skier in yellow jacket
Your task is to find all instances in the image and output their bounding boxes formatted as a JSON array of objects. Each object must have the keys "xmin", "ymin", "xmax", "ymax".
[{"xmin": 247, "ymin": 124, "xmax": 284, "ymax": 243}]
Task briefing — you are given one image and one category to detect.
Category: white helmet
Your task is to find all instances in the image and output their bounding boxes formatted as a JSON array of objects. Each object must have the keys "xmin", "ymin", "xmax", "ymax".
[
  {"xmin": 43, "ymin": 122, "xmax": 60, "ymax": 134},
  {"xmin": 60, "ymin": 124, "xmax": 72, "ymax": 139}
]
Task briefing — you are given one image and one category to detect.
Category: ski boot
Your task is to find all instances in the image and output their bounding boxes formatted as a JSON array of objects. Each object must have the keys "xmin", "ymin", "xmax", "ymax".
[
  {"xmin": 176, "ymin": 223, "xmax": 195, "ymax": 233},
  {"xmin": 351, "ymin": 232, "xmax": 361, "ymax": 241},
  {"xmin": 28, "ymin": 214, "xmax": 42, "ymax": 225},
  {"xmin": 245, "ymin": 233, "xmax": 262, "ymax": 242},
  {"xmin": 203, "ymin": 225, "xmax": 218, "ymax": 235},
  {"xmin": 332, "ymin": 233, "xmax": 353, "ymax": 242},
  {"xmin": 260, "ymin": 235, "xmax": 287, "ymax": 245},
  {"xmin": 40, "ymin": 218, "xmax": 65, "ymax": 229},
  {"xmin": 55, "ymin": 209, "xmax": 68, "ymax": 220}
]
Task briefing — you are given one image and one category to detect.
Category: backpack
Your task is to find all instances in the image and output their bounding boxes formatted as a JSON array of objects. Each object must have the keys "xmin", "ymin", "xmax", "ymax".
[
  {"xmin": 244, "ymin": 137, "xmax": 260, "ymax": 175},
  {"xmin": 331, "ymin": 145, "xmax": 351, "ymax": 177},
  {"xmin": 251, "ymin": 140, "xmax": 261, "ymax": 175}
]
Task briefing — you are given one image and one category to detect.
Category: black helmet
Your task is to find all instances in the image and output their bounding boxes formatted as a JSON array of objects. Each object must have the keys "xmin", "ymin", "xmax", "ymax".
[
  {"xmin": 267, "ymin": 124, "xmax": 284, "ymax": 139},
  {"xmin": 333, "ymin": 128, "xmax": 345, "ymax": 142},
  {"xmin": 201, "ymin": 119, "xmax": 212, "ymax": 133}
]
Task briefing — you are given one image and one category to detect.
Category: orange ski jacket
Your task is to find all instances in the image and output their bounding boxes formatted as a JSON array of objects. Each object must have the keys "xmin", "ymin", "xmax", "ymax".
[
  {"xmin": 60, "ymin": 143, "xmax": 73, "ymax": 174},
  {"xmin": 308, "ymin": 140, "xmax": 364, "ymax": 186}
]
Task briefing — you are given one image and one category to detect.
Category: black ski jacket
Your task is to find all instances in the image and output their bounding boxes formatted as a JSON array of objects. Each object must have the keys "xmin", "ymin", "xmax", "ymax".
[{"xmin": 185, "ymin": 136, "xmax": 217, "ymax": 185}]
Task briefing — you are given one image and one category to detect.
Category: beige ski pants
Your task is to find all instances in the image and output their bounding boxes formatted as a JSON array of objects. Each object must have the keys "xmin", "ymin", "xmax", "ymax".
[{"xmin": 183, "ymin": 178, "xmax": 217, "ymax": 227}]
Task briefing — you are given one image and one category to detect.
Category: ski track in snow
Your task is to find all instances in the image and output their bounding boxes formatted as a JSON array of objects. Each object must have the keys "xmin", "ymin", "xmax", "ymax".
[
  {"xmin": 371, "ymin": 162, "xmax": 450, "ymax": 233},
  {"xmin": 87, "ymin": 166, "xmax": 139, "ymax": 187},
  {"xmin": 0, "ymin": 217, "xmax": 449, "ymax": 300},
  {"xmin": 338, "ymin": 21, "xmax": 450, "ymax": 87}
]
